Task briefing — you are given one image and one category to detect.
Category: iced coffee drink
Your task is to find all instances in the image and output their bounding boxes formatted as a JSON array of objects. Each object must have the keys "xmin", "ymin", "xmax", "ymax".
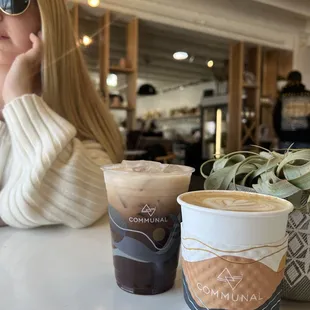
[{"xmin": 103, "ymin": 161, "xmax": 194, "ymax": 295}]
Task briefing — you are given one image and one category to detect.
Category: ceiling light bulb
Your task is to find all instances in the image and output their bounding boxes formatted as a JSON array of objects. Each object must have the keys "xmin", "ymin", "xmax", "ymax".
[
  {"xmin": 189, "ymin": 56, "xmax": 195, "ymax": 63},
  {"xmin": 107, "ymin": 74, "xmax": 118, "ymax": 87},
  {"xmin": 88, "ymin": 0, "xmax": 100, "ymax": 7},
  {"xmin": 207, "ymin": 60, "xmax": 214, "ymax": 68},
  {"xmin": 82, "ymin": 35, "xmax": 93, "ymax": 46},
  {"xmin": 173, "ymin": 51, "xmax": 188, "ymax": 61}
]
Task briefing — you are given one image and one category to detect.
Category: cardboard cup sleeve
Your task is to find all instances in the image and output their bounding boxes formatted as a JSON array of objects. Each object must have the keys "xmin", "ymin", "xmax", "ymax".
[{"xmin": 181, "ymin": 225, "xmax": 288, "ymax": 310}]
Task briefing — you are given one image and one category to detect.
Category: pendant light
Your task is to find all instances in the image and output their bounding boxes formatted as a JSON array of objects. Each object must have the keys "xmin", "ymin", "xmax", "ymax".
[{"xmin": 138, "ymin": 56, "xmax": 157, "ymax": 96}]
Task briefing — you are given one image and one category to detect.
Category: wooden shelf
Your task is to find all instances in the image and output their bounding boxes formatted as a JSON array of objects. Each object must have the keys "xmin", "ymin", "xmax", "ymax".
[
  {"xmin": 156, "ymin": 115, "xmax": 200, "ymax": 121},
  {"xmin": 110, "ymin": 106, "xmax": 135, "ymax": 111},
  {"xmin": 109, "ymin": 66, "xmax": 134, "ymax": 74},
  {"xmin": 243, "ymin": 83, "xmax": 259, "ymax": 89},
  {"xmin": 228, "ymin": 43, "xmax": 262, "ymax": 152},
  {"xmin": 242, "ymin": 122, "xmax": 256, "ymax": 145},
  {"xmin": 97, "ymin": 12, "xmax": 138, "ymax": 130}
]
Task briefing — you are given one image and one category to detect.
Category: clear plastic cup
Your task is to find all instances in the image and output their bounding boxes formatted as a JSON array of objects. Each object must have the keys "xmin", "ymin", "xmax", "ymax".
[{"xmin": 103, "ymin": 161, "xmax": 194, "ymax": 295}]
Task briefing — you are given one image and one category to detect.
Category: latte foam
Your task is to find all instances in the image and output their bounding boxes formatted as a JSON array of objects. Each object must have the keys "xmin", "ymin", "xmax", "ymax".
[{"xmin": 180, "ymin": 191, "xmax": 288, "ymax": 212}]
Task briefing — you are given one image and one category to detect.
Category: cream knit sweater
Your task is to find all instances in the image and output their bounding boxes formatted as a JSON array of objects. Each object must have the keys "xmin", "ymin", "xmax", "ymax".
[{"xmin": 0, "ymin": 94, "xmax": 111, "ymax": 228}]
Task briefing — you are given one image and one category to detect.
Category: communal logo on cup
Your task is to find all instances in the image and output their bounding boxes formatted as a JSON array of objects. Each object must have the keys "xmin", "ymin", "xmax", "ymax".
[
  {"xmin": 141, "ymin": 204, "xmax": 156, "ymax": 217},
  {"xmin": 129, "ymin": 204, "xmax": 169, "ymax": 224},
  {"xmin": 217, "ymin": 268, "xmax": 243, "ymax": 291}
]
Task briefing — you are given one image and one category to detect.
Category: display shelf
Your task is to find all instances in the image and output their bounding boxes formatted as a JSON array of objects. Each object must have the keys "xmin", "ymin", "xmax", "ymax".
[
  {"xmin": 99, "ymin": 11, "xmax": 138, "ymax": 130},
  {"xmin": 157, "ymin": 115, "xmax": 200, "ymax": 121},
  {"xmin": 109, "ymin": 106, "xmax": 134, "ymax": 111},
  {"xmin": 109, "ymin": 66, "xmax": 135, "ymax": 74},
  {"xmin": 243, "ymin": 83, "xmax": 258, "ymax": 89},
  {"xmin": 228, "ymin": 43, "xmax": 262, "ymax": 152}
]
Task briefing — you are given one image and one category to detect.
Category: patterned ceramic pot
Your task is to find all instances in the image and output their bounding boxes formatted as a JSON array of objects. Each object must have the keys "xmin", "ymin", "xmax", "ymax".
[
  {"xmin": 227, "ymin": 185, "xmax": 310, "ymax": 301},
  {"xmin": 282, "ymin": 211, "xmax": 310, "ymax": 301}
]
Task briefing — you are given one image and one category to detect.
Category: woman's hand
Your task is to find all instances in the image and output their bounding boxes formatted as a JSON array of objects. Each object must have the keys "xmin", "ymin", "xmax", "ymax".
[
  {"xmin": 0, "ymin": 218, "xmax": 7, "ymax": 227},
  {"xmin": 3, "ymin": 33, "xmax": 42, "ymax": 104}
]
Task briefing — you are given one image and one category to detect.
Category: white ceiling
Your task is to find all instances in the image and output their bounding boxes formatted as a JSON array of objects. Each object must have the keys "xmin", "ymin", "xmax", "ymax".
[
  {"xmin": 73, "ymin": 0, "xmax": 310, "ymax": 92},
  {"xmin": 251, "ymin": 0, "xmax": 310, "ymax": 18},
  {"xmin": 77, "ymin": 5, "xmax": 230, "ymax": 92}
]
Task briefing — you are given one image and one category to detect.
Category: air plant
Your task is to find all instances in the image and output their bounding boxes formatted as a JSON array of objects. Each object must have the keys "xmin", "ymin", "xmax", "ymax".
[{"xmin": 201, "ymin": 147, "xmax": 310, "ymax": 213}]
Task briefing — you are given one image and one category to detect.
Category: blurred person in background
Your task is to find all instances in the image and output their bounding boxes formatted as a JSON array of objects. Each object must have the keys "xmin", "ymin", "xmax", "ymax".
[
  {"xmin": 143, "ymin": 119, "xmax": 163, "ymax": 137},
  {"xmin": 273, "ymin": 71, "xmax": 310, "ymax": 150}
]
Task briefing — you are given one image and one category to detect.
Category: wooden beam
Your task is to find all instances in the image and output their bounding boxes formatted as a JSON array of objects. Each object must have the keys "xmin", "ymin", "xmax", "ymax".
[
  {"xmin": 278, "ymin": 50, "xmax": 293, "ymax": 79},
  {"xmin": 127, "ymin": 18, "xmax": 139, "ymax": 130},
  {"xmin": 260, "ymin": 49, "xmax": 292, "ymax": 145},
  {"xmin": 262, "ymin": 50, "xmax": 278, "ymax": 99},
  {"xmin": 99, "ymin": 10, "xmax": 111, "ymax": 104},
  {"xmin": 262, "ymin": 50, "xmax": 279, "ymax": 143},
  {"xmin": 228, "ymin": 42, "xmax": 244, "ymax": 152},
  {"xmin": 247, "ymin": 46, "xmax": 262, "ymax": 144},
  {"xmin": 248, "ymin": 47, "xmax": 262, "ymax": 88}
]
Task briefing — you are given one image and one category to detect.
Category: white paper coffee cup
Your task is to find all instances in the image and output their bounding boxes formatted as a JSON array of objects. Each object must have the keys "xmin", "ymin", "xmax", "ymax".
[
  {"xmin": 178, "ymin": 190, "xmax": 293, "ymax": 245},
  {"xmin": 178, "ymin": 190, "xmax": 294, "ymax": 310}
]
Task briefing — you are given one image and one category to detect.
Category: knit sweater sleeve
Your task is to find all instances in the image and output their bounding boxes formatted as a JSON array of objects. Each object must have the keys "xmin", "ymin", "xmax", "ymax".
[{"xmin": 0, "ymin": 94, "xmax": 111, "ymax": 228}]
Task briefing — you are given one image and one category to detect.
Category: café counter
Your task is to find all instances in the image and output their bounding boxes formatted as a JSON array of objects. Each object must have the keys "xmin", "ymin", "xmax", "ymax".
[{"xmin": 0, "ymin": 217, "xmax": 308, "ymax": 310}]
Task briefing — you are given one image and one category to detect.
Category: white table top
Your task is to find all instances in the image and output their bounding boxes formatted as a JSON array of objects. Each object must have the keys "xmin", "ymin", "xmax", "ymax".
[{"xmin": 0, "ymin": 217, "xmax": 309, "ymax": 310}]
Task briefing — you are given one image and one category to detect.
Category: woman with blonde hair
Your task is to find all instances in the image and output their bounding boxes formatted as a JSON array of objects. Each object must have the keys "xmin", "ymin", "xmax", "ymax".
[{"xmin": 0, "ymin": 0, "xmax": 124, "ymax": 228}]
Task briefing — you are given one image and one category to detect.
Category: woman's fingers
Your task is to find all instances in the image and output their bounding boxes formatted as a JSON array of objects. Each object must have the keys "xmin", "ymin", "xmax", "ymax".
[{"xmin": 26, "ymin": 33, "xmax": 42, "ymax": 66}]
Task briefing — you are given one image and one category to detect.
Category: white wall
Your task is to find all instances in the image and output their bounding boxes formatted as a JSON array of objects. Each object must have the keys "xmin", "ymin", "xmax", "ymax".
[
  {"xmin": 294, "ymin": 47, "xmax": 310, "ymax": 88},
  {"xmin": 293, "ymin": 34, "xmax": 310, "ymax": 88},
  {"xmin": 110, "ymin": 82, "xmax": 217, "ymax": 126},
  {"xmin": 136, "ymin": 82, "xmax": 218, "ymax": 118},
  {"xmin": 109, "ymin": 81, "xmax": 223, "ymax": 136}
]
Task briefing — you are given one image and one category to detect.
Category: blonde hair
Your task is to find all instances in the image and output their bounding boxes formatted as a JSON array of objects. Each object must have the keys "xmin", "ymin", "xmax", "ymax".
[{"xmin": 36, "ymin": 0, "xmax": 124, "ymax": 163}]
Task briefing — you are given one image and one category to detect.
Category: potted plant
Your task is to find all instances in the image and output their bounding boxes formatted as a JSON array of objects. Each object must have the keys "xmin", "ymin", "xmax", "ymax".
[{"xmin": 201, "ymin": 148, "xmax": 310, "ymax": 301}]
